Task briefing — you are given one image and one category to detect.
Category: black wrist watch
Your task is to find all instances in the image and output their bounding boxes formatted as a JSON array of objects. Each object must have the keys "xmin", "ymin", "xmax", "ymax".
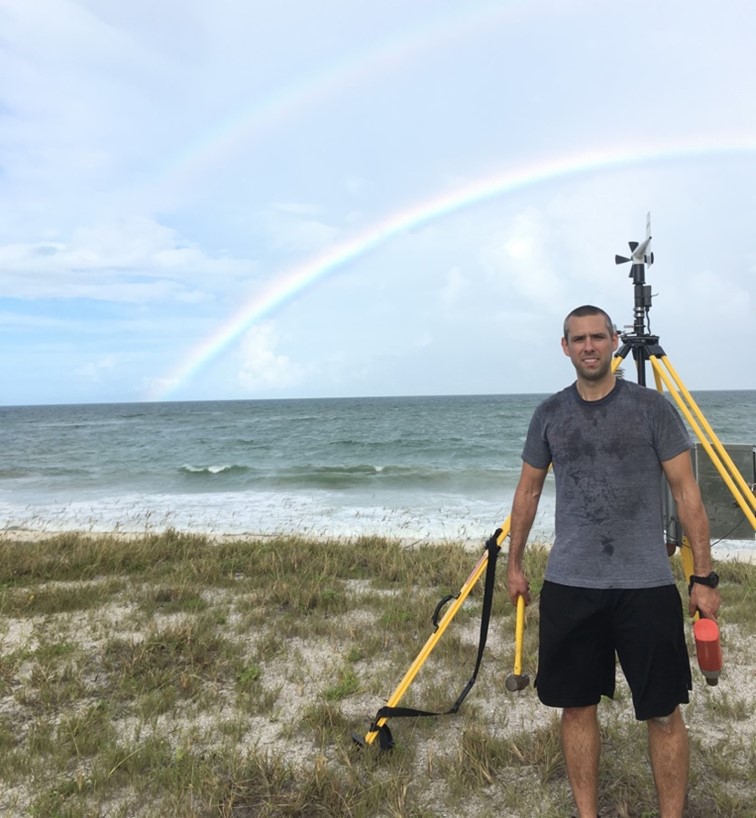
[{"xmin": 688, "ymin": 571, "xmax": 719, "ymax": 595}]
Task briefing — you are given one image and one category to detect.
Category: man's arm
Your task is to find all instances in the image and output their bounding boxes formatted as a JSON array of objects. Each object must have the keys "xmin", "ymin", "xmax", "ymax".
[
  {"xmin": 507, "ymin": 461, "xmax": 549, "ymax": 606},
  {"xmin": 662, "ymin": 450, "xmax": 720, "ymax": 619}
]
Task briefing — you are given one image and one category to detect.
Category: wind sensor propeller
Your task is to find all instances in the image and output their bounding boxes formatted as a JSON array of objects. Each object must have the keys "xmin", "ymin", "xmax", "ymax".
[
  {"xmin": 613, "ymin": 212, "xmax": 659, "ymax": 380},
  {"xmin": 615, "ymin": 211, "xmax": 654, "ymax": 283}
]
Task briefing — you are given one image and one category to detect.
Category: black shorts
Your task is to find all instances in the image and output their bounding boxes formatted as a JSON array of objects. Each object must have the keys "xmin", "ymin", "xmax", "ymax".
[{"xmin": 536, "ymin": 581, "xmax": 692, "ymax": 721}]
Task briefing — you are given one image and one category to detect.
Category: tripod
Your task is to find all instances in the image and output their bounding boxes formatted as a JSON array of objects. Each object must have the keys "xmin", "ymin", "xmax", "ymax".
[
  {"xmin": 357, "ymin": 216, "xmax": 756, "ymax": 749},
  {"xmin": 613, "ymin": 214, "xmax": 755, "ymax": 547}
]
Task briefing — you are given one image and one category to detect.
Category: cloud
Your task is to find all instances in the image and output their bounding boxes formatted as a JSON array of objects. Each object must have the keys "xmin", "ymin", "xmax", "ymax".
[
  {"xmin": 258, "ymin": 203, "xmax": 341, "ymax": 253},
  {"xmin": 237, "ymin": 322, "xmax": 304, "ymax": 391},
  {"xmin": 479, "ymin": 208, "xmax": 570, "ymax": 308},
  {"xmin": 1, "ymin": 217, "xmax": 254, "ymax": 302},
  {"xmin": 75, "ymin": 355, "xmax": 117, "ymax": 382}
]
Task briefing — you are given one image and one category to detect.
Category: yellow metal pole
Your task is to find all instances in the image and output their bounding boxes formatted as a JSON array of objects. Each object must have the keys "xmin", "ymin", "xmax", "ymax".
[
  {"xmin": 657, "ymin": 356, "xmax": 756, "ymax": 514},
  {"xmin": 513, "ymin": 594, "xmax": 526, "ymax": 677},
  {"xmin": 362, "ymin": 519, "xmax": 510, "ymax": 746},
  {"xmin": 678, "ymin": 536, "xmax": 695, "ymax": 584},
  {"xmin": 678, "ymin": 537, "xmax": 699, "ymax": 622},
  {"xmin": 650, "ymin": 357, "xmax": 756, "ymax": 530},
  {"xmin": 652, "ymin": 359, "xmax": 664, "ymax": 393}
]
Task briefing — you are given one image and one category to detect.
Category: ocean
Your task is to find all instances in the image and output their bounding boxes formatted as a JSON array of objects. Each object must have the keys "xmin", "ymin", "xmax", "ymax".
[{"xmin": 1, "ymin": 391, "xmax": 754, "ymax": 551}]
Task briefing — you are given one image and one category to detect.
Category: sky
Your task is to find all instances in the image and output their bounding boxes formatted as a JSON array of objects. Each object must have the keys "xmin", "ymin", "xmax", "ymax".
[{"xmin": 1, "ymin": 0, "xmax": 755, "ymax": 406}]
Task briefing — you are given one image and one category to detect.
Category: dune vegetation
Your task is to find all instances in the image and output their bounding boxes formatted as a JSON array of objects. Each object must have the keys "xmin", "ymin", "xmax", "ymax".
[{"xmin": 1, "ymin": 531, "xmax": 754, "ymax": 817}]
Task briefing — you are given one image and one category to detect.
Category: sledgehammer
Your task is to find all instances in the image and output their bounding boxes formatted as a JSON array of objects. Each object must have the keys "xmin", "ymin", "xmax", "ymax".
[
  {"xmin": 679, "ymin": 541, "xmax": 723, "ymax": 686},
  {"xmin": 505, "ymin": 595, "xmax": 530, "ymax": 692}
]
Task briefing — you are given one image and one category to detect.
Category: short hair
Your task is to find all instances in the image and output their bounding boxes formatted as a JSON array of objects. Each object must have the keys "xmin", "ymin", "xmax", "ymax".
[{"xmin": 563, "ymin": 305, "xmax": 616, "ymax": 341}]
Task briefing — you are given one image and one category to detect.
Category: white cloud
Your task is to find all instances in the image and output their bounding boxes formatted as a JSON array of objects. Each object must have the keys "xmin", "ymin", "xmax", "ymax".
[
  {"xmin": 259, "ymin": 204, "xmax": 341, "ymax": 253},
  {"xmin": 480, "ymin": 208, "xmax": 570, "ymax": 308},
  {"xmin": 75, "ymin": 355, "xmax": 117, "ymax": 382},
  {"xmin": 237, "ymin": 322, "xmax": 304, "ymax": 391},
  {"xmin": 0, "ymin": 218, "xmax": 254, "ymax": 302}
]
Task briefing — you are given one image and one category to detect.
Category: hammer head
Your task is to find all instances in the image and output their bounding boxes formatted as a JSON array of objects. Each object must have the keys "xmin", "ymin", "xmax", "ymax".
[{"xmin": 505, "ymin": 673, "xmax": 530, "ymax": 692}]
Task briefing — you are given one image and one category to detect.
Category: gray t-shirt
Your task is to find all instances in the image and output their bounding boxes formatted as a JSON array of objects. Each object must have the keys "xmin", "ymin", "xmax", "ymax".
[{"xmin": 522, "ymin": 378, "xmax": 691, "ymax": 589}]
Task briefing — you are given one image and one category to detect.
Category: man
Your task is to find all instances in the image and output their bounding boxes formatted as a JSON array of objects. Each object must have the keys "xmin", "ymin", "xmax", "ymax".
[{"xmin": 506, "ymin": 305, "xmax": 720, "ymax": 818}]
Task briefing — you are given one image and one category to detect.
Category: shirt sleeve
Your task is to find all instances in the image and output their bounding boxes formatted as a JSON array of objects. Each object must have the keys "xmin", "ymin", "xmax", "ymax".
[
  {"xmin": 655, "ymin": 397, "xmax": 693, "ymax": 462},
  {"xmin": 521, "ymin": 405, "xmax": 553, "ymax": 469}
]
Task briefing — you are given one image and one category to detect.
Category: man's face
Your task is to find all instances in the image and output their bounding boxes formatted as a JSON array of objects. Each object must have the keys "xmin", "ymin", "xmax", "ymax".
[{"xmin": 561, "ymin": 314, "xmax": 618, "ymax": 381}]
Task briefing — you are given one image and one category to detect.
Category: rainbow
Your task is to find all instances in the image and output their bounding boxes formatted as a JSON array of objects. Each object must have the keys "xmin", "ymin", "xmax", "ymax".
[
  {"xmin": 149, "ymin": 135, "xmax": 756, "ymax": 400},
  {"xmin": 159, "ymin": 2, "xmax": 527, "ymax": 188}
]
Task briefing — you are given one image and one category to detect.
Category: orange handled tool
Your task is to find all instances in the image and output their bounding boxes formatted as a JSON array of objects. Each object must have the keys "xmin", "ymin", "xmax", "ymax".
[
  {"xmin": 679, "ymin": 540, "xmax": 722, "ymax": 686},
  {"xmin": 693, "ymin": 617, "xmax": 722, "ymax": 686}
]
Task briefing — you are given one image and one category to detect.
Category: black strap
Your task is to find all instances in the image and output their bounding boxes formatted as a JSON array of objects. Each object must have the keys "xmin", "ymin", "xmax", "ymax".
[{"xmin": 367, "ymin": 530, "xmax": 501, "ymax": 747}]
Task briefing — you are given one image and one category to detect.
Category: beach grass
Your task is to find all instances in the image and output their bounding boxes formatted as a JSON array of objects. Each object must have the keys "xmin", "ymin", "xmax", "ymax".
[{"xmin": 1, "ymin": 531, "xmax": 754, "ymax": 817}]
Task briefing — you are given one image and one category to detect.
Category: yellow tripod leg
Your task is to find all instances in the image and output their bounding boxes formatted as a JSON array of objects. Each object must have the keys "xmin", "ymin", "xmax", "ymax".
[
  {"xmin": 651, "ymin": 355, "xmax": 756, "ymax": 525},
  {"xmin": 360, "ymin": 519, "xmax": 510, "ymax": 746}
]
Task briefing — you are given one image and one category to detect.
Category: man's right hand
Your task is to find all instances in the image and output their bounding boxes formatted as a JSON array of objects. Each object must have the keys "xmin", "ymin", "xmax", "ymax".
[{"xmin": 507, "ymin": 568, "xmax": 531, "ymax": 606}]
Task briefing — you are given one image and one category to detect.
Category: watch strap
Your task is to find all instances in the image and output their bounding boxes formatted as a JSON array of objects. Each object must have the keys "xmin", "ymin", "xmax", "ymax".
[{"xmin": 688, "ymin": 572, "xmax": 719, "ymax": 595}]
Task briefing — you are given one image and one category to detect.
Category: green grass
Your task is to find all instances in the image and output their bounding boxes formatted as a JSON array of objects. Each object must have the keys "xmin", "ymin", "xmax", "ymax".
[{"xmin": 0, "ymin": 531, "xmax": 754, "ymax": 817}]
